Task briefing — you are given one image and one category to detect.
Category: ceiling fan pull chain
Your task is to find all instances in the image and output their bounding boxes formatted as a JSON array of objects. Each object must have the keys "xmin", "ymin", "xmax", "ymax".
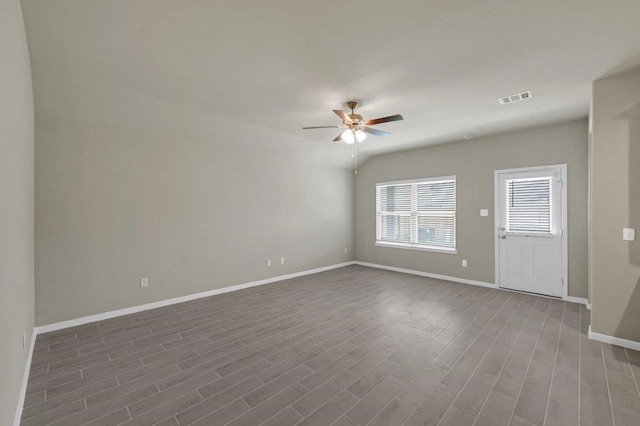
[{"xmin": 354, "ymin": 139, "xmax": 358, "ymax": 174}]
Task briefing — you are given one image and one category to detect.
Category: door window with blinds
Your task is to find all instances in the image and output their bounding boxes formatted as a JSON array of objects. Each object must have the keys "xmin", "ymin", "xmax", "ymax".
[
  {"xmin": 505, "ymin": 177, "xmax": 553, "ymax": 234},
  {"xmin": 376, "ymin": 176, "xmax": 456, "ymax": 252}
]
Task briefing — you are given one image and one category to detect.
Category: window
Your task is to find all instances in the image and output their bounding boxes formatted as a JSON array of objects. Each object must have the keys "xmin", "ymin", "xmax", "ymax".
[
  {"xmin": 376, "ymin": 176, "xmax": 456, "ymax": 252},
  {"xmin": 505, "ymin": 177, "xmax": 553, "ymax": 234}
]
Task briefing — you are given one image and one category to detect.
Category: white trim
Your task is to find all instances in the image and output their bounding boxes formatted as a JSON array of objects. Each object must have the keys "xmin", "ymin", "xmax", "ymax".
[
  {"xmin": 355, "ymin": 262, "xmax": 594, "ymax": 304},
  {"xmin": 494, "ymin": 170, "xmax": 500, "ymax": 294},
  {"xmin": 376, "ymin": 176, "xmax": 457, "ymax": 253},
  {"xmin": 565, "ymin": 296, "xmax": 588, "ymax": 305},
  {"xmin": 375, "ymin": 241, "xmax": 457, "ymax": 254},
  {"xmin": 561, "ymin": 164, "xmax": 569, "ymax": 300},
  {"xmin": 376, "ymin": 175, "xmax": 457, "ymax": 187},
  {"xmin": 35, "ymin": 262, "xmax": 355, "ymax": 334},
  {"xmin": 354, "ymin": 261, "xmax": 497, "ymax": 289},
  {"xmin": 14, "ymin": 329, "xmax": 36, "ymax": 426},
  {"xmin": 492, "ymin": 164, "xmax": 567, "ymax": 175},
  {"xmin": 589, "ymin": 325, "xmax": 640, "ymax": 351},
  {"xmin": 494, "ymin": 164, "xmax": 569, "ymax": 300},
  {"xmin": 587, "ymin": 132, "xmax": 593, "ymax": 316}
]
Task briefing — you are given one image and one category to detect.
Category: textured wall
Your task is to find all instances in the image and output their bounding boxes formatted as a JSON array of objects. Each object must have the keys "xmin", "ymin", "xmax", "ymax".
[
  {"xmin": 591, "ymin": 69, "xmax": 640, "ymax": 341},
  {"xmin": 0, "ymin": 0, "xmax": 35, "ymax": 423},
  {"xmin": 355, "ymin": 120, "xmax": 588, "ymax": 298},
  {"xmin": 19, "ymin": 0, "xmax": 356, "ymax": 326},
  {"xmin": 31, "ymin": 81, "xmax": 354, "ymax": 325}
]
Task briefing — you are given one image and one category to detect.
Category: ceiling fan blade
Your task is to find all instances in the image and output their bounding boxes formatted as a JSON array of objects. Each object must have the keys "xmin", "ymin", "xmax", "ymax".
[
  {"xmin": 302, "ymin": 125, "xmax": 344, "ymax": 129},
  {"xmin": 364, "ymin": 114, "xmax": 404, "ymax": 126},
  {"xmin": 333, "ymin": 110, "xmax": 353, "ymax": 124},
  {"xmin": 333, "ymin": 131, "xmax": 346, "ymax": 142},
  {"xmin": 362, "ymin": 126, "xmax": 391, "ymax": 138}
]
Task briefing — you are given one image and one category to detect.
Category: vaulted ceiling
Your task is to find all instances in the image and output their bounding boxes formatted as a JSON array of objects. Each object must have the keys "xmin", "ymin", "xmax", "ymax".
[{"xmin": 21, "ymin": 0, "xmax": 640, "ymax": 158}]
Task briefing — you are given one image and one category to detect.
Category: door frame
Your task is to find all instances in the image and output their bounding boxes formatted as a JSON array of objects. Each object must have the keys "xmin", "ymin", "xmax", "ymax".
[{"xmin": 493, "ymin": 164, "xmax": 568, "ymax": 300}]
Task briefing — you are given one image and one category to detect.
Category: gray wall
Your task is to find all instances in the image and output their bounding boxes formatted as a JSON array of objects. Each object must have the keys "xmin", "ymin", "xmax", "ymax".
[
  {"xmin": 31, "ymin": 77, "xmax": 353, "ymax": 326},
  {"xmin": 591, "ymin": 69, "xmax": 640, "ymax": 341},
  {"xmin": 355, "ymin": 120, "xmax": 588, "ymax": 298},
  {"xmin": 0, "ymin": 0, "xmax": 35, "ymax": 423}
]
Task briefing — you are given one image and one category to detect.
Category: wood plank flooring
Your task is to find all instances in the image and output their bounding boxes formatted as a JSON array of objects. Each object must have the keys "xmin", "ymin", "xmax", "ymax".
[{"xmin": 21, "ymin": 265, "xmax": 640, "ymax": 425}]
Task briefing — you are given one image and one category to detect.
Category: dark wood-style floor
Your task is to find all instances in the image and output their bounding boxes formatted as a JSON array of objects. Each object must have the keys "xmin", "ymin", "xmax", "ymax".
[{"xmin": 21, "ymin": 265, "xmax": 640, "ymax": 425}]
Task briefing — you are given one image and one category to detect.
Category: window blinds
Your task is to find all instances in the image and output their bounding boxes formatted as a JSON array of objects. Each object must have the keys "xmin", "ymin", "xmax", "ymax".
[
  {"xmin": 377, "ymin": 184, "xmax": 412, "ymax": 243},
  {"xmin": 505, "ymin": 177, "xmax": 552, "ymax": 234},
  {"xmin": 377, "ymin": 178, "xmax": 456, "ymax": 250}
]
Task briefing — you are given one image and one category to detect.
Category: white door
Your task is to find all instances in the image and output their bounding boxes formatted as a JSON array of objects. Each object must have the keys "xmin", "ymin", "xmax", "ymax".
[{"xmin": 495, "ymin": 165, "xmax": 565, "ymax": 297}]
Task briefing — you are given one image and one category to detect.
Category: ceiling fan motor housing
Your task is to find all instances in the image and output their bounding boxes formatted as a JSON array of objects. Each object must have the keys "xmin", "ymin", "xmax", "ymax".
[
  {"xmin": 349, "ymin": 114, "xmax": 363, "ymax": 123},
  {"xmin": 346, "ymin": 101, "xmax": 362, "ymax": 123}
]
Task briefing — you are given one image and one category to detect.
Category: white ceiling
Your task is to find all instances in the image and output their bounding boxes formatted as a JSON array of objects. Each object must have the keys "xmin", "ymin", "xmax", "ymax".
[{"xmin": 21, "ymin": 0, "xmax": 640, "ymax": 158}]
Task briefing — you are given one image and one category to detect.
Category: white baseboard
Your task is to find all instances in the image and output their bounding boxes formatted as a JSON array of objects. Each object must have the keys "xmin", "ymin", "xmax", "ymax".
[
  {"xmin": 565, "ymin": 296, "xmax": 588, "ymax": 305},
  {"xmin": 589, "ymin": 325, "xmax": 640, "ymax": 351},
  {"xmin": 355, "ymin": 262, "xmax": 590, "ymax": 305},
  {"xmin": 35, "ymin": 261, "xmax": 355, "ymax": 335},
  {"xmin": 354, "ymin": 261, "xmax": 497, "ymax": 289},
  {"xmin": 14, "ymin": 329, "xmax": 36, "ymax": 426}
]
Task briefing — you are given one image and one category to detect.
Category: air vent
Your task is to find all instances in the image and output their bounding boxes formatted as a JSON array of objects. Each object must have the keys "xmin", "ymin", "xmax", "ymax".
[{"xmin": 499, "ymin": 91, "xmax": 532, "ymax": 105}]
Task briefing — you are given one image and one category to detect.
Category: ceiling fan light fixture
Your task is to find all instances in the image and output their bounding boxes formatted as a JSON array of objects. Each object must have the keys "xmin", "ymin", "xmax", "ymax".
[
  {"xmin": 355, "ymin": 129, "xmax": 367, "ymax": 142},
  {"xmin": 341, "ymin": 130, "xmax": 355, "ymax": 144}
]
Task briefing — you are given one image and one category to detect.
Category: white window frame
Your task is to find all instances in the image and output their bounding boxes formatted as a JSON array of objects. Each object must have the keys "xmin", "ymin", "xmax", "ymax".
[{"xmin": 375, "ymin": 176, "xmax": 457, "ymax": 254}]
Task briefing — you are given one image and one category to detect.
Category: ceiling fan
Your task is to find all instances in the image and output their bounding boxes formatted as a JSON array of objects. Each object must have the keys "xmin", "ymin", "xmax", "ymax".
[{"xmin": 302, "ymin": 101, "xmax": 403, "ymax": 144}]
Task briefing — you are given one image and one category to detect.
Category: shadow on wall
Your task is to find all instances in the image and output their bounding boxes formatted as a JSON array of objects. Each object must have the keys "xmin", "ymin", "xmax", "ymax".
[
  {"xmin": 616, "ymin": 276, "xmax": 640, "ymax": 344},
  {"xmin": 627, "ymin": 103, "xmax": 640, "ymax": 266},
  {"xmin": 615, "ymin": 102, "xmax": 640, "ymax": 343}
]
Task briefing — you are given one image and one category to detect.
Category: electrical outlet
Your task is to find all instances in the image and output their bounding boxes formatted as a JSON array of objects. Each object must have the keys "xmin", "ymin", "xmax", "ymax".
[
  {"xmin": 140, "ymin": 277, "xmax": 148, "ymax": 288},
  {"xmin": 280, "ymin": 257, "xmax": 285, "ymax": 265},
  {"xmin": 462, "ymin": 260, "xmax": 467, "ymax": 267},
  {"xmin": 266, "ymin": 259, "xmax": 272, "ymax": 267},
  {"xmin": 344, "ymin": 248, "xmax": 348, "ymax": 253}
]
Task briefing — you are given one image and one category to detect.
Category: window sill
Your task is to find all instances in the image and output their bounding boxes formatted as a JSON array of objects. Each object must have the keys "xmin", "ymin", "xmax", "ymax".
[{"xmin": 375, "ymin": 241, "xmax": 457, "ymax": 254}]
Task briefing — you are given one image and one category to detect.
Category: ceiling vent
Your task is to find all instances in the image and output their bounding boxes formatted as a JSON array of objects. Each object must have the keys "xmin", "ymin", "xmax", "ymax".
[{"xmin": 499, "ymin": 91, "xmax": 532, "ymax": 105}]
